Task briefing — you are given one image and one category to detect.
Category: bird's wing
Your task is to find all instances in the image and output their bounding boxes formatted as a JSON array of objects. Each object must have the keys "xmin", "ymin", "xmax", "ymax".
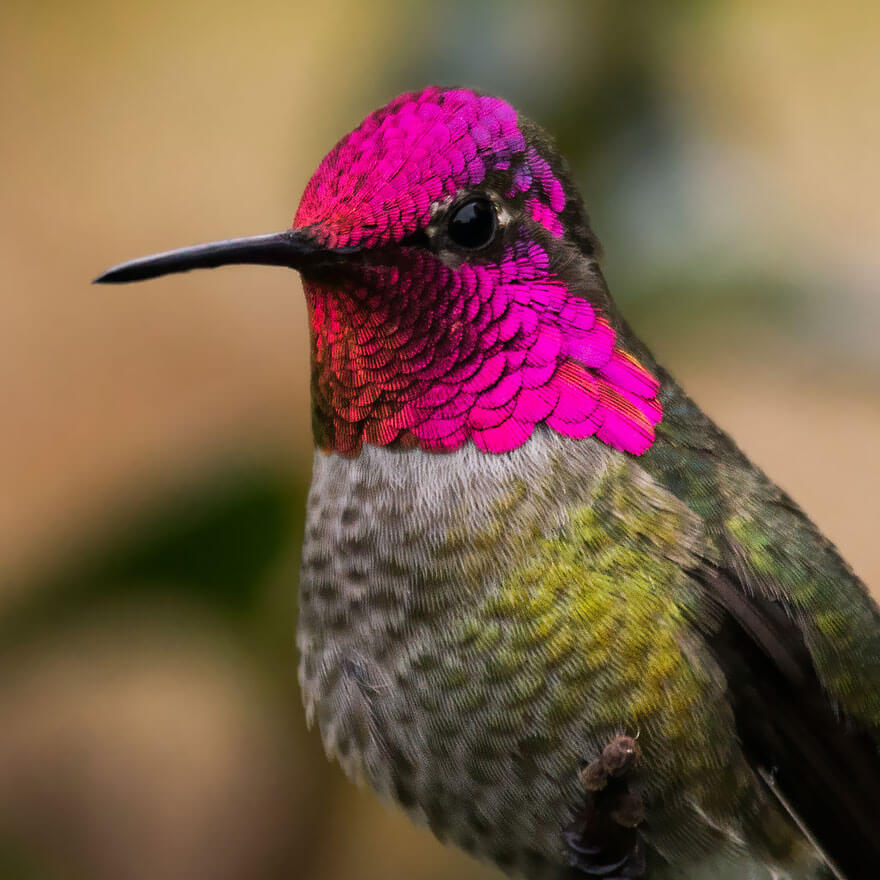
[{"xmin": 642, "ymin": 377, "xmax": 880, "ymax": 880}]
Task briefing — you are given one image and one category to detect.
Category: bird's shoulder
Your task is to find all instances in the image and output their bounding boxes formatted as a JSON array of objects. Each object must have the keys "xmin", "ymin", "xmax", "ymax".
[{"xmin": 634, "ymin": 374, "xmax": 880, "ymax": 878}]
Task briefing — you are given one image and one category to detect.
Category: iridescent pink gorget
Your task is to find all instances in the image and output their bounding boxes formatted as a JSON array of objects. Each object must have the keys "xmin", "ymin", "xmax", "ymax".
[{"xmin": 294, "ymin": 86, "xmax": 662, "ymax": 457}]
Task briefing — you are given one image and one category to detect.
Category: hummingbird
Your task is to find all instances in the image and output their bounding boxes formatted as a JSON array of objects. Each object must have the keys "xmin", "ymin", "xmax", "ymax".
[{"xmin": 96, "ymin": 87, "xmax": 880, "ymax": 880}]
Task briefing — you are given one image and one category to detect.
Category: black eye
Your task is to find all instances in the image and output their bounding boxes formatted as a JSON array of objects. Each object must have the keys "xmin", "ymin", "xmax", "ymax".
[{"xmin": 447, "ymin": 197, "xmax": 498, "ymax": 250}]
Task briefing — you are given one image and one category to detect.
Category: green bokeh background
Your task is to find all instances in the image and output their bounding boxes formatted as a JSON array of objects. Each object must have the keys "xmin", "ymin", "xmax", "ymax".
[{"xmin": 2, "ymin": 2, "xmax": 879, "ymax": 878}]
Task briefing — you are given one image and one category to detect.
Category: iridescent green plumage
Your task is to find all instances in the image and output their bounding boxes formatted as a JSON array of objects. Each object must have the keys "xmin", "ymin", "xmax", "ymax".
[
  {"xmin": 441, "ymin": 452, "xmax": 830, "ymax": 876},
  {"xmin": 639, "ymin": 369, "xmax": 880, "ymax": 876},
  {"xmin": 642, "ymin": 369, "xmax": 880, "ymax": 733}
]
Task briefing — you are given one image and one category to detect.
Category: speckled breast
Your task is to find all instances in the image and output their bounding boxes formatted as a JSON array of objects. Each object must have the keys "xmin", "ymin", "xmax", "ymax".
[
  {"xmin": 297, "ymin": 435, "xmax": 625, "ymax": 875},
  {"xmin": 296, "ymin": 435, "xmax": 801, "ymax": 879}
]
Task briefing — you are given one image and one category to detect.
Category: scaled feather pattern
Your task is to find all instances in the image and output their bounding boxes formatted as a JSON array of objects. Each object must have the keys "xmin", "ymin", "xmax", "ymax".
[{"xmin": 294, "ymin": 87, "xmax": 662, "ymax": 456}]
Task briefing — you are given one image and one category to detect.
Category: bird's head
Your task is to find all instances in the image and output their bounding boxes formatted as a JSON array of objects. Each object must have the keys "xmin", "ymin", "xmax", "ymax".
[{"xmin": 97, "ymin": 87, "xmax": 661, "ymax": 456}]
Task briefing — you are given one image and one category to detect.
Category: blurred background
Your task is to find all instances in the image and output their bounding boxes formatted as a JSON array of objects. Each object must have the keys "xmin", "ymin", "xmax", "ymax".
[{"xmin": 2, "ymin": 1, "xmax": 879, "ymax": 878}]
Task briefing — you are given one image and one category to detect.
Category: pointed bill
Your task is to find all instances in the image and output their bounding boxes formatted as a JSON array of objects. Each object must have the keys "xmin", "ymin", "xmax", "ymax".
[{"xmin": 93, "ymin": 228, "xmax": 351, "ymax": 284}]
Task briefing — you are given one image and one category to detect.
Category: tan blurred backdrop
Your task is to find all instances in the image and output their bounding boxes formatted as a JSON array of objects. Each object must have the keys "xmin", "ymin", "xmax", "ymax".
[{"xmin": 1, "ymin": 2, "xmax": 878, "ymax": 879}]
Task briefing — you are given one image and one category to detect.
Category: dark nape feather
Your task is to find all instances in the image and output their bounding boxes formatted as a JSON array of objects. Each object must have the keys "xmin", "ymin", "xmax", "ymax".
[{"xmin": 702, "ymin": 568, "xmax": 880, "ymax": 880}]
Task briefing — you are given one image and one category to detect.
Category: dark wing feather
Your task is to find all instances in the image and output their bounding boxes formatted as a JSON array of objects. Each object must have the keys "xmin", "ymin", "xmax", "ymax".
[{"xmin": 698, "ymin": 567, "xmax": 880, "ymax": 880}]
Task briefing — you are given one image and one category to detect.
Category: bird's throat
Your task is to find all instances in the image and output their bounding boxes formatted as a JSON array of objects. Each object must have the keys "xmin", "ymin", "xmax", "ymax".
[{"xmin": 304, "ymin": 245, "xmax": 662, "ymax": 458}]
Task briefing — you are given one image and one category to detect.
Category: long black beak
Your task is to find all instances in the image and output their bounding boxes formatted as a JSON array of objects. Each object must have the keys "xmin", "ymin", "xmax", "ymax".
[{"xmin": 94, "ymin": 228, "xmax": 347, "ymax": 284}]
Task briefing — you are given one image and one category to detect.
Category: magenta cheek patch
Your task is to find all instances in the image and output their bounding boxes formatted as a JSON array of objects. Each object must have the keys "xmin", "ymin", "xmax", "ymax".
[{"xmin": 305, "ymin": 241, "xmax": 661, "ymax": 457}]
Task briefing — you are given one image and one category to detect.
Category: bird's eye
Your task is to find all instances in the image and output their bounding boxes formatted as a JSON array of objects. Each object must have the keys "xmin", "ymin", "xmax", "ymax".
[{"xmin": 447, "ymin": 197, "xmax": 498, "ymax": 250}]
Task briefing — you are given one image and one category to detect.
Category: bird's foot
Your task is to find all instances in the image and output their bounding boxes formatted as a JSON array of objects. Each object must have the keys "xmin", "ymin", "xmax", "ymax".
[
  {"xmin": 565, "ymin": 735, "xmax": 646, "ymax": 877},
  {"xmin": 580, "ymin": 735, "xmax": 642, "ymax": 791}
]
